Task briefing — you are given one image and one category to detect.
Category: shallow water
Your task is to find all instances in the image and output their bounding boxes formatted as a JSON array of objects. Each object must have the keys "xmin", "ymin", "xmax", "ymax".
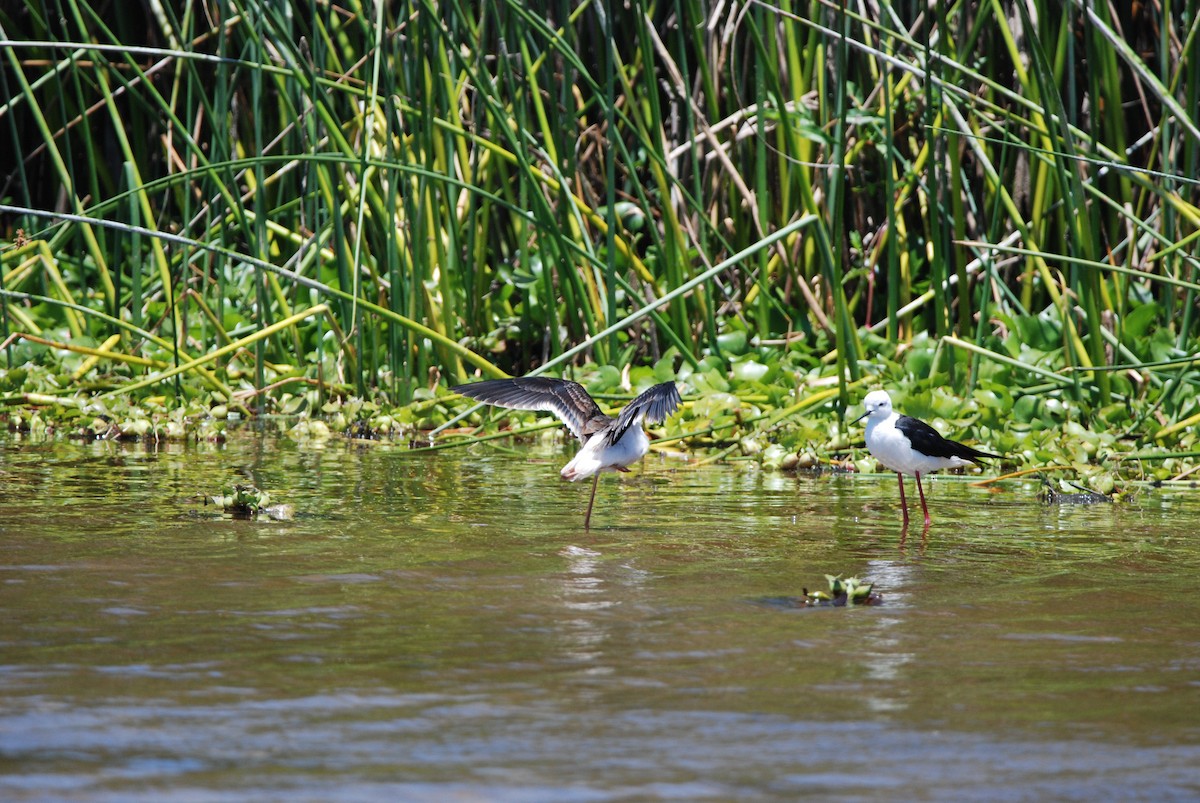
[{"xmin": 2, "ymin": 431, "xmax": 1199, "ymax": 801}]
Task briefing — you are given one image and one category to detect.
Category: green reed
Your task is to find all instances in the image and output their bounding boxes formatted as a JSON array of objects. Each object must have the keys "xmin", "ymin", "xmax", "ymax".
[{"xmin": 0, "ymin": 0, "xmax": 1198, "ymax": 426}]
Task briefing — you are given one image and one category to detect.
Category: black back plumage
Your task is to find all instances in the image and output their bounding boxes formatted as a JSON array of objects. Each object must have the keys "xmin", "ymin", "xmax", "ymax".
[
  {"xmin": 452, "ymin": 377, "xmax": 680, "ymax": 445},
  {"xmin": 894, "ymin": 415, "xmax": 1000, "ymax": 464}
]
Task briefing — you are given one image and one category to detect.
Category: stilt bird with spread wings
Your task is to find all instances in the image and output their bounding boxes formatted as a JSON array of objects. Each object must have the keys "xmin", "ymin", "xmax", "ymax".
[{"xmin": 453, "ymin": 377, "xmax": 682, "ymax": 528}]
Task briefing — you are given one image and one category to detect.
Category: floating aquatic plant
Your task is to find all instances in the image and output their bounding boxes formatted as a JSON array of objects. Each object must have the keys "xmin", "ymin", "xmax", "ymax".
[
  {"xmin": 207, "ymin": 485, "xmax": 292, "ymax": 521},
  {"xmin": 754, "ymin": 575, "xmax": 882, "ymax": 610},
  {"xmin": 802, "ymin": 575, "xmax": 879, "ymax": 606}
]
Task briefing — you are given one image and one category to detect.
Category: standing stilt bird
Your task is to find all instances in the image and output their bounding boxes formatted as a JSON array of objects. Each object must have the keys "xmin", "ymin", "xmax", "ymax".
[
  {"xmin": 854, "ymin": 390, "xmax": 1000, "ymax": 528},
  {"xmin": 452, "ymin": 377, "xmax": 682, "ymax": 528}
]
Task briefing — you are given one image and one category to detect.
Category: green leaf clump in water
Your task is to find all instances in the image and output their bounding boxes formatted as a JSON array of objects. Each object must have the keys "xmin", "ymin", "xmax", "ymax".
[{"xmin": 799, "ymin": 575, "xmax": 880, "ymax": 607}]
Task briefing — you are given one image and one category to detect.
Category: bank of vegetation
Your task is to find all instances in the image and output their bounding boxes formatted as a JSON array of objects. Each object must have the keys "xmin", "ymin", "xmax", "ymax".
[{"xmin": 1, "ymin": 1, "xmax": 1198, "ymax": 486}]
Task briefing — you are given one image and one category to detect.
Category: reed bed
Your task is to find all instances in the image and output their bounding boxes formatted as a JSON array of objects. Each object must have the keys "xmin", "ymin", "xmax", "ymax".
[{"xmin": 1, "ymin": 0, "xmax": 1198, "ymax": 465}]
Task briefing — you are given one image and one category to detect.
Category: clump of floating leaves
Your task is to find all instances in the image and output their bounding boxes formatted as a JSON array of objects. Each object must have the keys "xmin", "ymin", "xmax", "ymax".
[
  {"xmin": 207, "ymin": 484, "xmax": 293, "ymax": 521},
  {"xmin": 799, "ymin": 575, "xmax": 881, "ymax": 607},
  {"xmin": 754, "ymin": 575, "xmax": 882, "ymax": 610}
]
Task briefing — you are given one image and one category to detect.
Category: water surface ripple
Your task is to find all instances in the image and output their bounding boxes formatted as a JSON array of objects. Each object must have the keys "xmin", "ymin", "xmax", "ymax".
[{"xmin": 1, "ymin": 433, "xmax": 1198, "ymax": 800}]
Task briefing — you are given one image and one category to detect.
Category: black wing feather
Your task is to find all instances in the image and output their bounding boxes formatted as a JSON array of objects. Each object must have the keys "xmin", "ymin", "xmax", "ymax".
[
  {"xmin": 895, "ymin": 415, "xmax": 1000, "ymax": 463},
  {"xmin": 451, "ymin": 377, "xmax": 608, "ymax": 442},
  {"xmin": 605, "ymin": 382, "xmax": 682, "ymax": 445}
]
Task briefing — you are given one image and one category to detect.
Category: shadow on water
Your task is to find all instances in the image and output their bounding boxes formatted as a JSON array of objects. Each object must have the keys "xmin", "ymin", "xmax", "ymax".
[{"xmin": 1, "ymin": 433, "xmax": 1199, "ymax": 800}]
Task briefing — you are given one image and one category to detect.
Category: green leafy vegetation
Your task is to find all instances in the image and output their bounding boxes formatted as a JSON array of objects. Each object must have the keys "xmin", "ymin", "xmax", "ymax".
[
  {"xmin": 758, "ymin": 574, "xmax": 882, "ymax": 608},
  {"xmin": 2, "ymin": 1, "xmax": 1198, "ymax": 488},
  {"xmin": 205, "ymin": 483, "xmax": 293, "ymax": 520}
]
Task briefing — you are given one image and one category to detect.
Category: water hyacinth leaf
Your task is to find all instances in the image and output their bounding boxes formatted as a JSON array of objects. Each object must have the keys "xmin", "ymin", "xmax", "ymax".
[
  {"xmin": 587, "ymin": 365, "xmax": 623, "ymax": 393},
  {"xmin": 1013, "ymin": 314, "xmax": 1064, "ymax": 353},
  {"xmin": 738, "ymin": 436, "xmax": 763, "ymax": 455},
  {"xmin": 1096, "ymin": 404, "xmax": 1131, "ymax": 426},
  {"xmin": 760, "ymin": 443, "xmax": 790, "ymax": 470},
  {"xmin": 1147, "ymin": 330, "xmax": 1181, "ymax": 363},
  {"xmin": 1123, "ymin": 303, "xmax": 1161, "ymax": 339},
  {"xmin": 627, "ymin": 365, "xmax": 659, "ymax": 389},
  {"xmin": 289, "ymin": 419, "xmax": 332, "ymax": 442},
  {"xmin": 280, "ymin": 395, "xmax": 307, "ymax": 415},
  {"xmin": 928, "ymin": 389, "xmax": 971, "ymax": 419},
  {"xmin": 688, "ymin": 369, "xmax": 732, "ymax": 395},
  {"xmin": 847, "ymin": 581, "xmax": 873, "ymax": 601},
  {"xmin": 716, "ymin": 331, "xmax": 748, "ymax": 356},
  {"xmin": 825, "ymin": 575, "xmax": 843, "ymax": 596},
  {"xmin": 730, "ymin": 357, "xmax": 771, "ymax": 383},
  {"xmin": 904, "ymin": 348, "xmax": 936, "ymax": 381},
  {"xmin": 653, "ymin": 353, "xmax": 679, "ymax": 384},
  {"xmin": 971, "ymin": 388, "xmax": 1008, "ymax": 411},
  {"xmin": 692, "ymin": 391, "xmax": 740, "ymax": 419}
]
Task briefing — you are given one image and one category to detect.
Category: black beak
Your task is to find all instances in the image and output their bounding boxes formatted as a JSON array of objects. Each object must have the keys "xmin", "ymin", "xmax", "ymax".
[{"xmin": 852, "ymin": 410, "xmax": 870, "ymax": 425}]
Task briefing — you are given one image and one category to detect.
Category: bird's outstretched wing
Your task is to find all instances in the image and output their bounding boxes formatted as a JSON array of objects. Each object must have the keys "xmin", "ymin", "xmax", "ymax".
[
  {"xmin": 451, "ymin": 377, "xmax": 607, "ymax": 442},
  {"xmin": 605, "ymin": 382, "xmax": 682, "ymax": 445}
]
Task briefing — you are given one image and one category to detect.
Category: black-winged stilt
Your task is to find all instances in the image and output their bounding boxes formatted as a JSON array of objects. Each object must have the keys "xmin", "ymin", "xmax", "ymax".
[
  {"xmin": 452, "ymin": 377, "xmax": 682, "ymax": 528},
  {"xmin": 854, "ymin": 390, "xmax": 999, "ymax": 528}
]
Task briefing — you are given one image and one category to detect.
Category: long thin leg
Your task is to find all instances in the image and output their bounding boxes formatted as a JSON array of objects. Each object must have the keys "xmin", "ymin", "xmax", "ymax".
[
  {"xmin": 896, "ymin": 472, "xmax": 909, "ymax": 526},
  {"xmin": 583, "ymin": 473, "xmax": 600, "ymax": 529},
  {"xmin": 915, "ymin": 472, "xmax": 931, "ymax": 527}
]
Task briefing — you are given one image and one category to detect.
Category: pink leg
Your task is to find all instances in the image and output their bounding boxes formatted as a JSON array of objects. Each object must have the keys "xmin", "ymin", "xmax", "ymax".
[
  {"xmin": 583, "ymin": 474, "xmax": 600, "ymax": 529},
  {"xmin": 915, "ymin": 472, "xmax": 931, "ymax": 527},
  {"xmin": 896, "ymin": 472, "xmax": 910, "ymax": 526}
]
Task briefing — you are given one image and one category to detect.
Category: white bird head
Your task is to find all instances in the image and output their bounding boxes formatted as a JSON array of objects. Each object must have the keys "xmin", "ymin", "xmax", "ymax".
[{"xmin": 854, "ymin": 390, "xmax": 893, "ymax": 424}]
